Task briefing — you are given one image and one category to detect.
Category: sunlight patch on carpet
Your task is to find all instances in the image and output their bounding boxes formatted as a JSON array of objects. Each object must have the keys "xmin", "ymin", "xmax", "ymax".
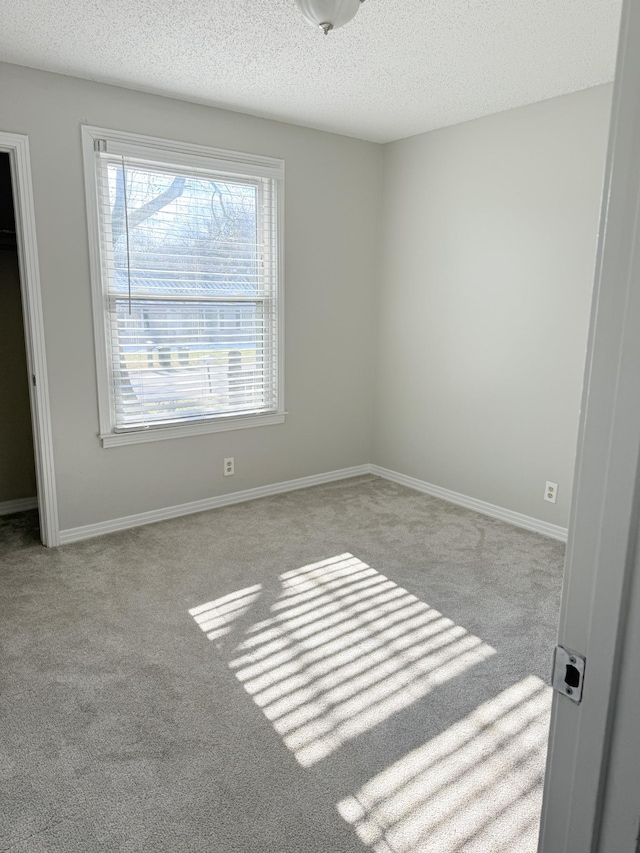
[
  {"xmin": 190, "ymin": 554, "xmax": 496, "ymax": 767},
  {"xmin": 336, "ymin": 675, "xmax": 551, "ymax": 852},
  {"xmin": 189, "ymin": 584, "xmax": 262, "ymax": 643}
]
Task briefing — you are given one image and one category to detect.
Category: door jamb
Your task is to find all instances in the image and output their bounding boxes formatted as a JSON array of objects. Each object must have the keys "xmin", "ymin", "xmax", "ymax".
[{"xmin": 538, "ymin": 0, "xmax": 640, "ymax": 849}]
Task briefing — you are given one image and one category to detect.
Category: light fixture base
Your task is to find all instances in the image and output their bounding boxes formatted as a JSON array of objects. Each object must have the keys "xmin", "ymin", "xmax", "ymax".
[{"xmin": 294, "ymin": 0, "xmax": 363, "ymax": 34}]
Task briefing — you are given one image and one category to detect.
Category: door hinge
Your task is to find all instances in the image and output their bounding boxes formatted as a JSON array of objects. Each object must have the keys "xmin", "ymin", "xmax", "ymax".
[
  {"xmin": 32, "ymin": 373, "xmax": 36, "ymax": 387},
  {"xmin": 552, "ymin": 645, "xmax": 586, "ymax": 703}
]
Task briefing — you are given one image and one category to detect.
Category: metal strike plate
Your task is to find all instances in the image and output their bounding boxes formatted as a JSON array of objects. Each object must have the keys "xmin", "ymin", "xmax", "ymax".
[{"xmin": 552, "ymin": 645, "xmax": 585, "ymax": 703}]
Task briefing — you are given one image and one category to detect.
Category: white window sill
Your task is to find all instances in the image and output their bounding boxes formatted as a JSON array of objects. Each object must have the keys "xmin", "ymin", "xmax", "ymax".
[{"xmin": 100, "ymin": 412, "xmax": 286, "ymax": 448}]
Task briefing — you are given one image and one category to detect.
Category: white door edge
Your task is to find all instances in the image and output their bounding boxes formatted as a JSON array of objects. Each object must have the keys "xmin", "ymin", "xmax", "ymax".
[
  {"xmin": 0, "ymin": 131, "xmax": 60, "ymax": 547},
  {"xmin": 538, "ymin": 1, "xmax": 640, "ymax": 850}
]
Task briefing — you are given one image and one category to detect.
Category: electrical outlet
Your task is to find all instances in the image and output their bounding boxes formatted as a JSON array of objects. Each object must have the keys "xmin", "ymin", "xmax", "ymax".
[
  {"xmin": 545, "ymin": 481, "xmax": 558, "ymax": 504},
  {"xmin": 224, "ymin": 457, "xmax": 234, "ymax": 477}
]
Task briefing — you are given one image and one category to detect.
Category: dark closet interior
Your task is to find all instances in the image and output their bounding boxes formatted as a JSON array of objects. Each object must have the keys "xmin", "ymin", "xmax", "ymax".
[{"xmin": 0, "ymin": 153, "xmax": 37, "ymax": 510}]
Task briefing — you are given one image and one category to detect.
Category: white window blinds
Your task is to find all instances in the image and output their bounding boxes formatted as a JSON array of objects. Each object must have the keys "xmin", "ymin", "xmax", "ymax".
[{"xmin": 89, "ymin": 133, "xmax": 281, "ymax": 436}]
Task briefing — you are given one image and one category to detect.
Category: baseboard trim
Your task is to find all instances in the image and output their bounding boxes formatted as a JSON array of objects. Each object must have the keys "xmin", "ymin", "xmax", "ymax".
[
  {"xmin": 0, "ymin": 496, "xmax": 38, "ymax": 516},
  {"xmin": 58, "ymin": 465, "xmax": 372, "ymax": 544},
  {"xmin": 369, "ymin": 465, "xmax": 568, "ymax": 542},
  {"xmin": 58, "ymin": 462, "xmax": 568, "ymax": 545}
]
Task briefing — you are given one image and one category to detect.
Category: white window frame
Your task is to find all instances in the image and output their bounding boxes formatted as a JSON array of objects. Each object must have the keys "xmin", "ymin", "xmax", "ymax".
[{"xmin": 81, "ymin": 125, "xmax": 285, "ymax": 448}]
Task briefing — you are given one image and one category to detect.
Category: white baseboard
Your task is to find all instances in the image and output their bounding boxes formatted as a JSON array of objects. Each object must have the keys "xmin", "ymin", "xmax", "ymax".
[
  {"xmin": 58, "ymin": 465, "xmax": 372, "ymax": 544},
  {"xmin": 0, "ymin": 496, "xmax": 38, "ymax": 516},
  {"xmin": 369, "ymin": 465, "xmax": 568, "ymax": 542},
  {"xmin": 58, "ymin": 462, "xmax": 568, "ymax": 546}
]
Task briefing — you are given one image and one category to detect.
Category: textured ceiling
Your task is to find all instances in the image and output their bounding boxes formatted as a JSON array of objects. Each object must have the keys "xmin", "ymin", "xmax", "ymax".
[{"xmin": 0, "ymin": 0, "xmax": 622, "ymax": 142}]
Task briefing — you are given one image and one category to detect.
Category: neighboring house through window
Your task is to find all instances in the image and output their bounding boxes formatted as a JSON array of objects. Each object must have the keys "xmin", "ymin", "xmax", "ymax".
[{"xmin": 82, "ymin": 126, "xmax": 284, "ymax": 447}]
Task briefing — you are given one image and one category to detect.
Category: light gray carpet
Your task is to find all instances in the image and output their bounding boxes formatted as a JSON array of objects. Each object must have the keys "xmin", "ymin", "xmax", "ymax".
[{"xmin": 0, "ymin": 475, "xmax": 564, "ymax": 852}]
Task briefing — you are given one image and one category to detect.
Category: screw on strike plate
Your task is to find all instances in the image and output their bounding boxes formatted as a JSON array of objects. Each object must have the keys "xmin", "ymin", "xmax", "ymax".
[
  {"xmin": 566, "ymin": 687, "xmax": 573, "ymax": 695},
  {"xmin": 570, "ymin": 656, "xmax": 576, "ymax": 664}
]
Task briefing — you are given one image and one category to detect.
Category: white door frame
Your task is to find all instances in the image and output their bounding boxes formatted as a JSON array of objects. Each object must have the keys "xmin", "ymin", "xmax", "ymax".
[
  {"xmin": 538, "ymin": 0, "xmax": 640, "ymax": 849},
  {"xmin": 0, "ymin": 131, "xmax": 59, "ymax": 547}
]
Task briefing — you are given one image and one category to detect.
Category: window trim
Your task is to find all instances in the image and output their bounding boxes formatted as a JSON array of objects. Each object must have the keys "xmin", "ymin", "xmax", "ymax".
[{"xmin": 81, "ymin": 125, "xmax": 285, "ymax": 447}]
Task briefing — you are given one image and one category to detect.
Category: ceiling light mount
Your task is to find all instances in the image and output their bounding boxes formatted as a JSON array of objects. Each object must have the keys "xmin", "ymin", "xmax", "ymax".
[{"xmin": 294, "ymin": 0, "xmax": 366, "ymax": 35}]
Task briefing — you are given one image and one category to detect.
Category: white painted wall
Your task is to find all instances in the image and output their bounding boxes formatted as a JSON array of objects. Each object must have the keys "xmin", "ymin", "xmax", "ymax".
[
  {"xmin": 0, "ymin": 61, "xmax": 614, "ymax": 535},
  {"xmin": 0, "ymin": 63, "xmax": 382, "ymax": 531},
  {"xmin": 373, "ymin": 86, "xmax": 612, "ymax": 527}
]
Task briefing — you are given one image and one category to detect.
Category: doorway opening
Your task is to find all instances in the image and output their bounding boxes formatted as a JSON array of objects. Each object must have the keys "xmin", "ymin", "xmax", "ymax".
[
  {"xmin": 0, "ymin": 133, "xmax": 58, "ymax": 547},
  {"xmin": 0, "ymin": 152, "xmax": 39, "ymax": 538}
]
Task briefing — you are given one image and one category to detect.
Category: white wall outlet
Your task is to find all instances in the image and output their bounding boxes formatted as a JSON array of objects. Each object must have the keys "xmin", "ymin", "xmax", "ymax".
[
  {"xmin": 545, "ymin": 481, "xmax": 558, "ymax": 503},
  {"xmin": 224, "ymin": 457, "xmax": 234, "ymax": 477}
]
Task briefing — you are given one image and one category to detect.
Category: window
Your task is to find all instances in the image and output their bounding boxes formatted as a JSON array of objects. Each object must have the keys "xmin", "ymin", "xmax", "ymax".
[{"xmin": 82, "ymin": 127, "xmax": 284, "ymax": 447}]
